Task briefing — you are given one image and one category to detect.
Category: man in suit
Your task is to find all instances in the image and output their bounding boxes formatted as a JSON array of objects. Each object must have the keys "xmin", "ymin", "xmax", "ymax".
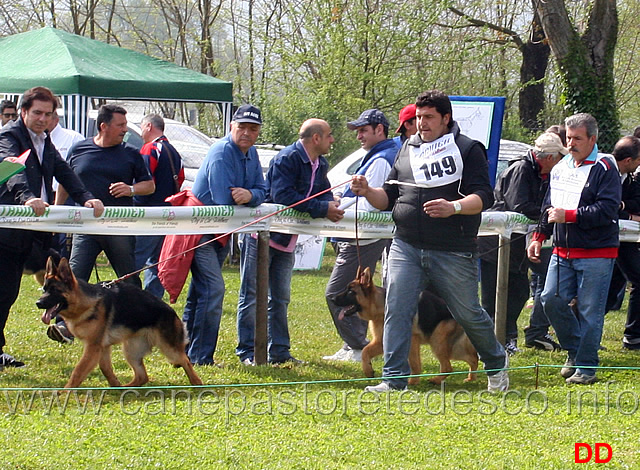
[{"xmin": 0, "ymin": 86, "xmax": 103, "ymax": 368}]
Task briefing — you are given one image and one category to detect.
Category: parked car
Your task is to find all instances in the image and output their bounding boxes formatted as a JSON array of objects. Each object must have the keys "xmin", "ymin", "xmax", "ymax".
[
  {"xmin": 495, "ymin": 139, "xmax": 533, "ymax": 177},
  {"xmin": 326, "ymin": 139, "xmax": 532, "ymax": 192},
  {"xmin": 255, "ymin": 144, "xmax": 285, "ymax": 175}
]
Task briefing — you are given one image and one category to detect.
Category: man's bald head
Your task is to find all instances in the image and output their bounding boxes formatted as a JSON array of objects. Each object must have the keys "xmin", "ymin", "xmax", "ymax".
[
  {"xmin": 299, "ymin": 119, "xmax": 334, "ymax": 159},
  {"xmin": 299, "ymin": 119, "xmax": 330, "ymax": 140}
]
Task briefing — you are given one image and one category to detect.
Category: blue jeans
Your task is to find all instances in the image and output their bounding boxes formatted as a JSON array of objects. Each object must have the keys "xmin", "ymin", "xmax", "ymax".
[
  {"xmin": 541, "ymin": 255, "xmax": 614, "ymax": 376},
  {"xmin": 383, "ymin": 239, "xmax": 506, "ymax": 388},
  {"xmin": 135, "ymin": 235, "xmax": 165, "ymax": 299},
  {"xmin": 70, "ymin": 234, "xmax": 140, "ymax": 287},
  {"xmin": 236, "ymin": 234, "xmax": 295, "ymax": 362},
  {"xmin": 183, "ymin": 235, "xmax": 230, "ymax": 365}
]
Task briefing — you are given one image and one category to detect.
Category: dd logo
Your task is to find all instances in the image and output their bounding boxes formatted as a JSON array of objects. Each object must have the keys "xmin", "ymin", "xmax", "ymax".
[{"xmin": 574, "ymin": 443, "xmax": 612, "ymax": 463}]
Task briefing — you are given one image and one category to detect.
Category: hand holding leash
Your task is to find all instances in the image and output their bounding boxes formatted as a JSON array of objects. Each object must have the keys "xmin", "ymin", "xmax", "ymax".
[
  {"xmin": 326, "ymin": 201, "xmax": 345, "ymax": 222},
  {"xmin": 547, "ymin": 207, "xmax": 567, "ymax": 223},
  {"xmin": 527, "ymin": 240, "xmax": 542, "ymax": 263}
]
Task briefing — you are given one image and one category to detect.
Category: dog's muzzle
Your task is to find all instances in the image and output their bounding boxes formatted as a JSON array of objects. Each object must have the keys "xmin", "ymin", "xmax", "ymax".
[
  {"xmin": 36, "ymin": 297, "xmax": 64, "ymax": 324},
  {"xmin": 337, "ymin": 304, "xmax": 360, "ymax": 321}
]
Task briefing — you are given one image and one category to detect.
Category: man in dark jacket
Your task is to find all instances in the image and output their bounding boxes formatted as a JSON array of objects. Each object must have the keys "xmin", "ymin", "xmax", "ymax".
[
  {"xmin": 351, "ymin": 90, "xmax": 508, "ymax": 392},
  {"xmin": 235, "ymin": 118, "xmax": 343, "ymax": 365},
  {"xmin": 479, "ymin": 132, "xmax": 566, "ymax": 354},
  {"xmin": 606, "ymin": 136, "xmax": 640, "ymax": 350},
  {"xmin": 528, "ymin": 113, "xmax": 621, "ymax": 385},
  {"xmin": 134, "ymin": 114, "xmax": 184, "ymax": 299},
  {"xmin": 0, "ymin": 87, "xmax": 103, "ymax": 368}
]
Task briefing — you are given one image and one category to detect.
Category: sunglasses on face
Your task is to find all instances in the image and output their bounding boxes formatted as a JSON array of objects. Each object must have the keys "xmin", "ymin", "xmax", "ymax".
[{"xmin": 2, "ymin": 113, "xmax": 17, "ymax": 118}]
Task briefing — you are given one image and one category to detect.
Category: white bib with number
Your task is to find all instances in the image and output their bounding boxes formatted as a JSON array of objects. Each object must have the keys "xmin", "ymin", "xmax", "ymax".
[
  {"xmin": 550, "ymin": 156, "xmax": 598, "ymax": 210},
  {"xmin": 409, "ymin": 133, "xmax": 463, "ymax": 188}
]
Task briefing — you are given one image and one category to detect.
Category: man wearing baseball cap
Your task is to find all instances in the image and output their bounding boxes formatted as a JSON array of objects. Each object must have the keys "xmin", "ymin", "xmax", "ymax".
[
  {"xmin": 323, "ymin": 109, "xmax": 398, "ymax": 362},
  {"xmin": 185, "ymin": 104, "xmax": 267, "ymax": 365},
  {"xmin": 393, "ymin": 104, "xmax": 417, "ymax": 148},
  {"xmin": 479, "ymin": 131, "xmax": 567, "ymax": 357}
]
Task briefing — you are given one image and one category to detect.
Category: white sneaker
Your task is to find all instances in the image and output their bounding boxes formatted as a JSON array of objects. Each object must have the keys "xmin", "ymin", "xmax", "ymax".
[
  {"xmin": 364, "ymin": 382, "xmax": 407, "ymax": 393},
  {"xmin": 322, "ymin": 348, "xmax": 350, "ymax": 361},
  {"xmin": 487, "ymin": 354, "xmax": 509, "ymax": 393},
  {"xmin": 345, "ymin": 349, "xmax": 362, "ymax": 362}
]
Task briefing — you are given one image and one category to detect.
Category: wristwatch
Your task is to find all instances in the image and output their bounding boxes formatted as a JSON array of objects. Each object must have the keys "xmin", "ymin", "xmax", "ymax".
[
  {"xmin": 129, "ymin": 185, "xmax": 135, "ymax": 197},
  {"xmin": 453, "ymin": 201, "xmax": 462, "ymax": 214}
]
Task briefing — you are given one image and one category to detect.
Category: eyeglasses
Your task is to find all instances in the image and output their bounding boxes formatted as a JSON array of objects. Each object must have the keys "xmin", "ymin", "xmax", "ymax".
[{"xmin": 2, "ymin": 113, "xmax": 17, "ymax": 118}]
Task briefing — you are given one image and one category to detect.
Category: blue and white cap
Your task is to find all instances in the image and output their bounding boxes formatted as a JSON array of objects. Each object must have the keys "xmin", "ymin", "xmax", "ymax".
[{"xmin": 232, "ymin": 104, "xmax": 262, "ymax": 125}]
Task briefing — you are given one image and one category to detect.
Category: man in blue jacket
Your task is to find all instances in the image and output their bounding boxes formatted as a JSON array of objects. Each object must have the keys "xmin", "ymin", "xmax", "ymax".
[
  {"xmin": 528, "ymin": 113, "xmax": 621, "ymax": 385},
  {"xmin": 323, "ymin": 109, "xmax": 397, "ymax": 362},
  {"xmin": 187, "ymin": 104, "xmax": 268, "ymax": 366},
  {"xmin": 236, "ymin": 118, "xmax": 343, "ymax": 365}
]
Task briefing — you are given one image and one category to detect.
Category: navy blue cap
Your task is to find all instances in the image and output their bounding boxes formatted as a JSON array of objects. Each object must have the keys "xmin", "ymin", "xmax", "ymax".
[
  {"xmin": 347, "ymin": 109, "xmax": 389, "ymax": 130},
  {"xmin": 232, "ymin": 104, "xmax": 262, "ymax": 125}
]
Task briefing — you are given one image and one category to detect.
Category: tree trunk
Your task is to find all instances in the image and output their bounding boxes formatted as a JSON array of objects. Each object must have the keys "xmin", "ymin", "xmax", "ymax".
[
  {"xmin": 536, "ymin": 0, "xmax": 619, "ymax": 151},
  {"xmin": 518, "ymin": 8, "xmax": 550, "ymax": 131}
]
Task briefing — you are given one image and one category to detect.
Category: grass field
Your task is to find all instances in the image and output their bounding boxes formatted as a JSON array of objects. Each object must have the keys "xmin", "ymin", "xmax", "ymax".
[{"xmin": 1, "ymin": 251, "xmax": 638, "ymax": 469}]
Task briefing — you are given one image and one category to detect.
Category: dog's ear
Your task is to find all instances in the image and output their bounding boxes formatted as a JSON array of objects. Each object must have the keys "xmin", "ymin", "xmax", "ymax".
[
  {"xmin": 57, "ymin": 257, "xmax": 77, "ymax": 288},
  {"xmin": 360, "ymin": 267, "xmax": 372, "ymax": 286},
  {"xmin": 45, "ymin": 255, "xmax": 58, "ymax": 276}
]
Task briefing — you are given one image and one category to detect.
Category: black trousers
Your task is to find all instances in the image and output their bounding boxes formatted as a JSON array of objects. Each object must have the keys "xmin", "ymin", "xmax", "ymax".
[
  {"xmin": 0, "ymin": 244, "xmax": 30, "ymax": 353},
  {"xmin": 606, "ymin": 242, "xmax": 640, "ymax": 344}
]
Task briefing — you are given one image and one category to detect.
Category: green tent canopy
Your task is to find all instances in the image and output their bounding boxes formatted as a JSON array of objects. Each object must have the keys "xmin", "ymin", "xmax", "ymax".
[{"xmin": 0, "ymin": 27, "xmax": 232, "ymax": 103}]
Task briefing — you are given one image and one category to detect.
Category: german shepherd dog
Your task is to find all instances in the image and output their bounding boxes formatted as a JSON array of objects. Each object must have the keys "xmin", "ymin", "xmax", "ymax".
[
  {"xmin": 334, "ymin": 267, "xmax": 478, "ymax": 385},
  {"xmin": 36, "ymin": 256, "xmax": 203, "ymax": 388}
]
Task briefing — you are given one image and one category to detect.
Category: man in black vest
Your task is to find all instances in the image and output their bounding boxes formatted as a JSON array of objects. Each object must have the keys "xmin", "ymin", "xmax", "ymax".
[{"xmin": 351, "ymin": 90, "xmax": 508, "ymax": 392}]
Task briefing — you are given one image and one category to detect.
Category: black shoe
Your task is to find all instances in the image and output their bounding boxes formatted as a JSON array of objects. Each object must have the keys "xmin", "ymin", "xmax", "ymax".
[
  {"xmin": 622, "ymin": 341, "xmax": 640, "ymax": 350},
  {"xmin": 0, "ymin": 352, "xmax": 26, "ymax": 368},
  {"xmin": 47, "ymin": 323, "xmax": 74, "ymax": 344},
  {"xmin": 269, "ymin": 356, "xmax": 305, "ymax": 365},
  {"xmin": 525, "ymin": 334, "xmax": 561, "ymax": 352},
  {"xmin": 504, "ymin": 339, "xmax": 520, "ymax": 356}
]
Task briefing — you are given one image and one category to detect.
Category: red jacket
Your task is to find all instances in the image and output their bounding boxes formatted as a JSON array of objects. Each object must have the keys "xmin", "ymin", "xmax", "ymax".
[{"xmin": 158, "ymin": 190, "xmax": 203, "ymax": 303}]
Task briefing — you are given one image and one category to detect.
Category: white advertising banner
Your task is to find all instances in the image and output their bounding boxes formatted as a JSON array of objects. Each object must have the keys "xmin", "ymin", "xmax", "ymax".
[{"xmin": 0, "ymin": 205, "xmax": 637, "ymax": 241}]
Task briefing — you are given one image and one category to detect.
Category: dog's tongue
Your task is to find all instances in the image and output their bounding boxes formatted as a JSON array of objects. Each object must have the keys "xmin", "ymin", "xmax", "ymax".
[
  {"xmin": 41, "ymin": 307, "xmax": 56, "ymax": 325},
  {"xmin": 337, "ymin": 307, "xmax": 349, "ymax": 321}
]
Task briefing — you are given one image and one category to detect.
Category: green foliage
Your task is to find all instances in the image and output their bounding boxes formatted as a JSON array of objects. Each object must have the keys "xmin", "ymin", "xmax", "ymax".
[{"xmin": 558, "ymin": 35, "xmax": 620, "ymax": 152}]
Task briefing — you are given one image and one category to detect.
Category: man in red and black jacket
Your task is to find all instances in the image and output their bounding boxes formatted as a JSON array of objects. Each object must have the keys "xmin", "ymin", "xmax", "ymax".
[
  {"xmin": 528, "ymin": 113, "xmax": 621, "ymax": 385},
  {"xmin": 134, "ymin": 114, "xmax": 184, "ymax": 299}
]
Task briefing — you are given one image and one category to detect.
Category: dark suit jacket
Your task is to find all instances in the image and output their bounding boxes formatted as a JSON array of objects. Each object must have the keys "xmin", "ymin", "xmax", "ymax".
[{"xmin": 0, "ymin": 118, "xmax": 94, "ymax": 250}]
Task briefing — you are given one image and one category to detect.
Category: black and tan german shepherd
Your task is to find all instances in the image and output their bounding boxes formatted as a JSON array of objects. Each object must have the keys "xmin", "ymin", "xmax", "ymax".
[
  {"xmin": 334, "ymin": 267, "xmax": 478, "ymax": 385},
  {"xmin": 36, "ymin": 256, "xmax": 203, "ymax": 389}
]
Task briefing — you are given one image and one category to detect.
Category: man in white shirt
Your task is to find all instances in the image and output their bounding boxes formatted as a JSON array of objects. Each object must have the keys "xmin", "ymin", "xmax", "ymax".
[{"xmin": 323, "ymin": 109, "xmax": 398, "ymax": 362}]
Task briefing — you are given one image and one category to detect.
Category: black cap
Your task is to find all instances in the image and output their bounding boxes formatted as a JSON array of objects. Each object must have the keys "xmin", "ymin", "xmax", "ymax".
[
  {"xmin": 347, "ymin": 109, "xmax": 389, "ymax": 131},
  {"xmin": 232, "ymin": 104, "xmax": 262, "ymax": 125}
]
